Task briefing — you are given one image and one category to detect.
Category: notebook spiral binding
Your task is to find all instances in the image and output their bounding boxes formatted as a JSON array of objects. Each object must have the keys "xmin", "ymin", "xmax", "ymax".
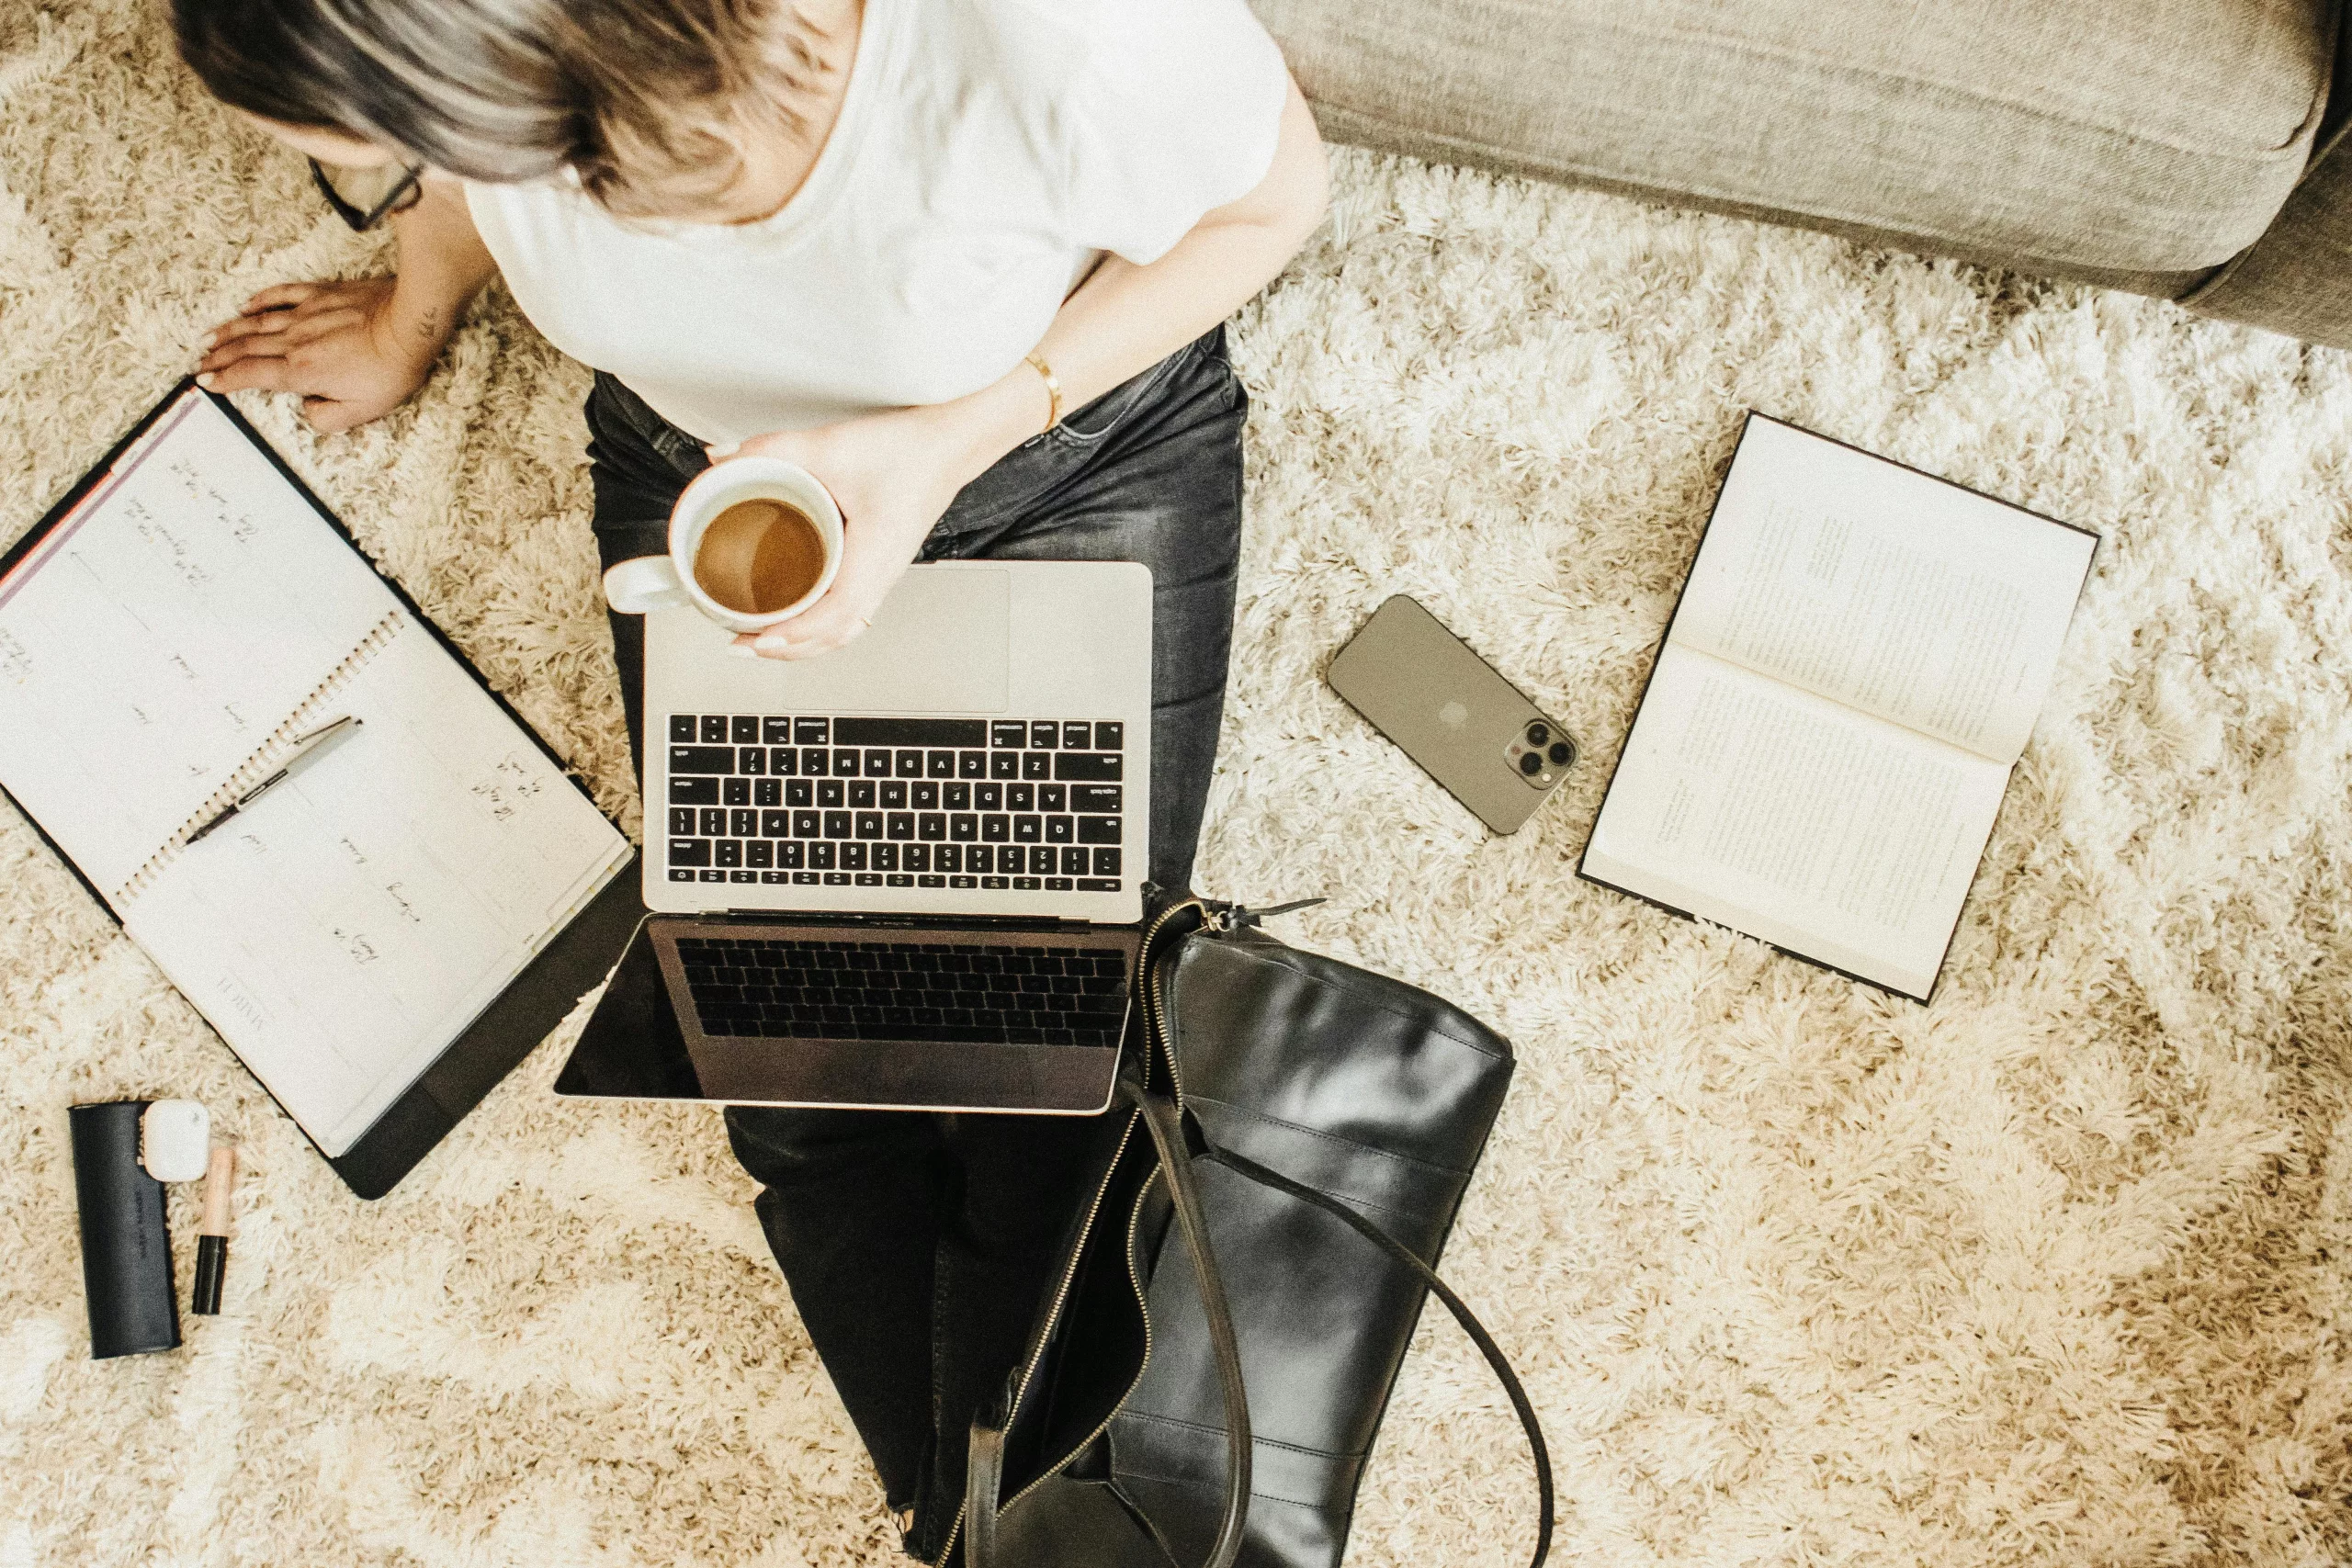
[{"xmin": 116, "ymin": 609, "xmax": 408, "ymax": 903}]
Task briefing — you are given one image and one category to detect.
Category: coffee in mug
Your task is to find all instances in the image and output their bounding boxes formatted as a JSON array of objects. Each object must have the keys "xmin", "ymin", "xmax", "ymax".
[
  {"xmin": 601, "ymin": 455, "xmax": 844, "ymax": 635},
  {"xmin": 694, "ymin": 499, "xmax": 830, "ymax": 615}
]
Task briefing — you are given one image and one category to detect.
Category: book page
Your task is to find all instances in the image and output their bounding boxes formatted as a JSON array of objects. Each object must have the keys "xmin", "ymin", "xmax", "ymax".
[
  {"xmin": 1672, "ymin": 418, "xmax": 2097, "ymax": 764},
  {"xmin": 1583, "ymin": 645, "xmax": 2010, "ymax": 998},
  {"xmin": 120, "ymin": 613, "xmax": 629, "ymax": 1156},
  {"xmin": 0, "ymin": 391, "xmax": 399, "ymax": 893}
]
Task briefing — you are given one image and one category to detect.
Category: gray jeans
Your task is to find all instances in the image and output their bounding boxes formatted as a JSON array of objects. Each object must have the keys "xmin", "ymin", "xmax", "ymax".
[{"xmin": 584, "ymin": 325, "xmax": 1247, "ymax": 892}]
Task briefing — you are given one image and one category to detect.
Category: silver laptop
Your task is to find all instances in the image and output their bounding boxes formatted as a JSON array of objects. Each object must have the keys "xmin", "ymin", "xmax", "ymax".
[{"xmin": 560, "ymin": 560, "xmax": 1150, "ymax": 1114}]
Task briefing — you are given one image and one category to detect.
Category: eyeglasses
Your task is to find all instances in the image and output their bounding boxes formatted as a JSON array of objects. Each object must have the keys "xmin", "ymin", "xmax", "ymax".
[{"xmin": 308, "ymin": 158, "xmax": 425, "ymax": 231}]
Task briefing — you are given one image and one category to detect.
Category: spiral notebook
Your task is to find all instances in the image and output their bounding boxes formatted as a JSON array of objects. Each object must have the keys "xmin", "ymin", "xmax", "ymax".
[{"xmin": 0, "ymin": 383, "xmax": 637, "ymax": 1193}]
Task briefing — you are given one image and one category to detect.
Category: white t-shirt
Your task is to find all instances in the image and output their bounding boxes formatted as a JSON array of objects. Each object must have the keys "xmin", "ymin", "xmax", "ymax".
[{"xmin": 465, "ymin": 0, "xmax": 1289, "ymax": 445}]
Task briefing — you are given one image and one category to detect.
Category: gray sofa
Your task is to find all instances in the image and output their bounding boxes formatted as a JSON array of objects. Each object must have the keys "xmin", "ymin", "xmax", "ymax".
[{"xmin": 1254, "ymin": 0, "xmax": 2352, "ymax": 347}]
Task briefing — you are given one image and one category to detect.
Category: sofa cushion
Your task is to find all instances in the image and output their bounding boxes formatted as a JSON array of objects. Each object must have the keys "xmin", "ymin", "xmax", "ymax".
[{"xmin": 1253, "ymin": 0, "xmax": 2334, "ymax": 274}]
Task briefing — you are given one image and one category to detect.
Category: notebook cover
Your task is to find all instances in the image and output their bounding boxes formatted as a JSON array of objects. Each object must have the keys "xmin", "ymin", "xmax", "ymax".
[{"xmin": 6, "ymin": 383, "xmax": 640, "ymax": 1198}]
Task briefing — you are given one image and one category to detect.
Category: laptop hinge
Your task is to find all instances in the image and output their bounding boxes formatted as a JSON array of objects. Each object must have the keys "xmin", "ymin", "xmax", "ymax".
[{"xmin": 718, "ymin": 909, "xmax": 1105, "ymax": 931}]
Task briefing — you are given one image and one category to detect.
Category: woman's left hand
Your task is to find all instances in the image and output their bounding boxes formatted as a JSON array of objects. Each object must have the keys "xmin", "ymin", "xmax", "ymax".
[{"xmin": 714, "ymin": 404, "xmax": 981, "ymax": 660}]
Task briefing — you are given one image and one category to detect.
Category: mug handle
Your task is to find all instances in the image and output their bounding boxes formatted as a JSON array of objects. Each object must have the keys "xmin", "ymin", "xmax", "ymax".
[{"xmin": 603, "ymin": 555, "xmax": 695, "ymax": 615}]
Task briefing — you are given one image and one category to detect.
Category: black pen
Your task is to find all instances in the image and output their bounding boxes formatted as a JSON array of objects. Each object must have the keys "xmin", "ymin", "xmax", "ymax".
[{"xmin": 186, "ymin": 714, "xmax": 363, "ymax": 844}]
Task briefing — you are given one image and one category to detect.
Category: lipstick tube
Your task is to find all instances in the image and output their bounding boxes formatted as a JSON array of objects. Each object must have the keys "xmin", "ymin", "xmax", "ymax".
[{"xmin": 191, "ymin": 1145, "xmax": 235, "ymax": 1315}]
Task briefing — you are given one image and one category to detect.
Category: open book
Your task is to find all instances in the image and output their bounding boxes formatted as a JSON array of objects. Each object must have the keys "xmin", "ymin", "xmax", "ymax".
[
  {"xmin": 1578, "ymin": 415, "xmax": 2098, "ymax": 1001},
  {"xmin": 0, "ymin": 386, "xmax": 632, "ymax": 1163}
]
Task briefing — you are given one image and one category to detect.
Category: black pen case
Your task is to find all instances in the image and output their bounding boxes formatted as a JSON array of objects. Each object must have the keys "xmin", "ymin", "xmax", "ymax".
[{"xmin": 68, "ymin": 1101, "xmax": 181, "ymax": 1359}]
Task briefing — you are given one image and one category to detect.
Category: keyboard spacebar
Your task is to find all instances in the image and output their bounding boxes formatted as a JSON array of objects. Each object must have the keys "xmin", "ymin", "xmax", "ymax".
[{"xmin": 830, "ymin": 716, "xmax": 989, "ymax": 747}]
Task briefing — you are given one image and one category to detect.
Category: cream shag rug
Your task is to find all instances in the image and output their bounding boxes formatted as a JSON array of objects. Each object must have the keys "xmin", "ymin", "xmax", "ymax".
[{"xmin": 6, "ymin": 4, "xmax": 2352, "ymax": 1565}]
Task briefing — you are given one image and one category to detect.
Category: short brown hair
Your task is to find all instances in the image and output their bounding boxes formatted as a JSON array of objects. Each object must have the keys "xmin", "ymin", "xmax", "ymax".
[{"xmin": 172, "ymin": 0, "xmax": 837, "ymax": 219}]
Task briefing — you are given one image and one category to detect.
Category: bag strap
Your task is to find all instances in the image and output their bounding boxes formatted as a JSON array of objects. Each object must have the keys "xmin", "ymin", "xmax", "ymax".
[
  {"xmin": 965, "ymin": 1066, "xmax": 1253, "ymax": 1568},
  {"xmin": 1209, "ymin": 1146, "xmax": 1555, "ymax": 1568}
]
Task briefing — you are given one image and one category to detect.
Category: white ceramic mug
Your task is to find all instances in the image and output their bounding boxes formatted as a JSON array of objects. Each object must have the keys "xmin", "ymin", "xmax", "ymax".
[{"xmin": 602, "ymin": 457, "xmax": 843, "ymax": 634}]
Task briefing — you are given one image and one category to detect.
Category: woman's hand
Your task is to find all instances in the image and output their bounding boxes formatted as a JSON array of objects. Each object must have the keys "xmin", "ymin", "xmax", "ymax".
[
  {"xmin": 718, "ymin": 392, "xmax": 1033, "ymax": 660},
  {"xmin": 197, "ymin": 278, "xmax": 445, "ymax": 434}
]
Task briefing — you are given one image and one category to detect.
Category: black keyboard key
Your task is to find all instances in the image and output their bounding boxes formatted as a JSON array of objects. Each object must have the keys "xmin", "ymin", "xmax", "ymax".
[
  {"xmin": 832, "ymin": 717, "xmax": 989, "ymax": 747},
  {"xmin": 730, "ymin": 807, "xmax": 758, "ymax": 836},
  {"xmin": 1071, "ymin": 784, "xmax": 1121, "ymax": 812},
  {"xmin": 927, "ymin": 750, "xmax": 956, "ymax": 779},
  {"xmin": 669, "ymin": 776, "xmax": 719, "ymax": 805},
  {"xmin": 981, "ymin": 814, "xmax": 1010, "ymax": 842},
  {"xmin": 855, "ymin": 812, "xmax": 884, "ymax": 840},
  {"xmin": 1056, "ymin": 753, "xmax": 1123, "ymax": 782},
  {"xmin": 795, "ymin": 871, "xmax": 820, "ymax": 884},
  {"xmin": 1013, "ymin": 876, "xmax": 1041, "ymax": 890},
  {"xmin": 894, "ymin": 749, "xmax": 923, "ymax": 777},
  {"xmin": 912, "ymin": 781, "xmax": 939, "ymax": 808},
  {"xmin": 1030, "ymin": 721, "xmax": 1058, "ymax": 749},
  {"xmin": 723, "ymin": 778, "xmax": 750, "ymax": 806},
  {"xmin": 1046, "ymin": 877, "xmax": 1072, "ymax": 891},
  {"xmin": 952, "ymin": 875, "xmax": 979, "ymax": 887},
  {"xmin": 861, "ymin": 748, "xmax": 890, "ymax": 777},
  {"xmin": 763, "ymin": 717, "xmax": 793, "ymax": 744},
  {"xmin": 793, "ymin": 718, "xmax": 827, "ymax": 744},
  {"xmin": 738, "ymin": 746, "xmax": 763, "ymax": 774},
  {"xmin": 670, "ymin": 807, "xmax": 695, "ymax": 836},
  {"xmin": 1013, "ymin": 815, "xmax": 1042, "ymax": 843},
  {"xmin": 809, "ymin": 842, "xmax": 836, "ymax": 869},
  {"xmin": 787, "ymin": 779, "xmax": 813, "ymax": 807},
  {"xmin": 824, "ymin": 873, "xmax": 851, "ymax": 886},
  {"xmin": 919, "ymin": 874, "xmax": 945, "ymax": 887},
  {"xmin": 802, "ymin": 747, "xmax": 830, "ymax": 776},
  {"xmin": 1062, "ymin": 722, "xmax": 1091, "ymax": 749},
  {"xmin": 888, "ymin": 874, "xmax": 914, "ymax": 887},
  {"xmin": 754, "ymin": 778, "xmax": 781, "ymax": 806},
  {"xmin": 855, "ymin": 873, "xmax": 883, "ymax": 886},
  {"xmin": 762, "ymin": 871, "xmax": 789, "ymax": 884},
  {"xmin": 1091, "ymin": 847, "xmax": 1120, "ymax": 877},
  {"xmin": 1039, "ymin": 784, "xmax": 1066, "ymax": 811},
  {"xmin": 950, "ymin": 813, "xmax": 978, "ymax": 841},
  {"xmin": 849, "ymin": 781, "xmax": 876, "ymax": 808},
  {"xmin": 699, "ymin": 716, "xmax": 728, "ymax": 743},
  {"xmin": 1077, "ymin": 877, "xmax": 1120, "ymax": 892},
  {"xmin": 779, "ymin": 842, "xmax": 805, "ymax": 868},
  {"xmin": 824, "ymin": 810, "xmax": 853, "ymax": 838},
  {"xmin": 1094, "ymin": 721, "xmax": 1123, "ymax": 750},
  {"xmin": 919, "ymin": 813, "xmax": 946, "ymax": 840},
  {"xmin": 990, "ymin": 721, "xmax": 1027, "ymax": 749},
  {"xmin": 842, "ymin": 843, "xmax": 867, "ymax": 870},
  {"xmin": 731, "ymin": 716, "xmax": 759, "ymax": 744},
  {"xmin": 887, "ymin": 812, "xmax": 915, "ymax": 840},
  {"xmin": 819, "ymin": 780, "xmax": 844, "ymax": 807},
  {"xmin": 1059, "ymin": 847, "xmax": 1087, "ymax": 875},
  {"xmin": 833, "ymin": 748, "xmax": 860, "ymax": 776},
  {"xmin": 874, "ymin": 843, "xmax": 899, "ymax": 871},
  {"xmin": 669, "ymin": 838, "xmax": 712, "ymax": 866},
  {"xmin": 1046, "ymin": 816, "xmax": 1073, "ymax": 843},
  {"xmin": 905, "ymin": 843, "xmax": 931, "ymax": 872},
  {"xmin": 936, "ymin": 845, "xmax": 963, "ymax": 873},
  {"xmin": 1021, "ymin": 752, "xmax": 1050, "ymax": 780},
  {"xmin": 715, "ymin": 840, "xmax": 742, "ymax": 867},
  {"xmin": 990, "ymin": 752, "xmax": 1019, "ymax": 780},
  {"xmin": 671, "ymin": 746, "xmax": 734, "ymax": 774},
  {"xmin": 1077, "ymin": 816, "xmax": 1122, "ymax": 844},
  {"xmin": 1008, "ymin": 783, "xmax": 1035, "ymax": 810},
  {"xmin": 747, "ymin": 841, "xmax": 773, "ymax": 869},
  {"xmin": 880, "ymin": 780, "xmax": 907, "ymax": 808},
  {"xmin": 794, "ymin": 809, "xmax": 820, "ymax": 837},
  {"xmin": 957, "ymin": 750, "xmax": 986, "ymax": 779},
  {"xmin": 762, "ymin": 809, "xmax": 789, "ymax": 836},
  {"xmin": 976, "ymin": 783, "xmax": 1002, "ymax": 810},
  {"xmin": 967, "ymin": 845, "xmax": 994, "ymax": 874},
  {"xmin": 944, "ymin": 782, "xmax": 972, "ymax": 809},
  {"xmin": 769, "ymin": 746, "xmax": 797, "ymax": 775},
  {"xmin": 699, "ymin": 807, "xmax": 726, "ymax": 836},
  {"xmin": 670, "ymin": 715, "xmax": 697, "ymax": 743}
]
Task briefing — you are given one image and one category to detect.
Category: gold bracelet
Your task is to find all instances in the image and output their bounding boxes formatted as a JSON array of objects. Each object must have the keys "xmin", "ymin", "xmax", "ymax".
[{"xmin": 1023, "ymin": 352, "xmax": 1064, "ymax": 434}]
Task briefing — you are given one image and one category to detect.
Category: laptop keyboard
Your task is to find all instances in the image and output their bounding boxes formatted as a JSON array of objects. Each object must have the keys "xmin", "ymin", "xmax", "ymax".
[
  {"xmin": 662, "ymin": 714, "xmax": 1128, "ymax": 894},
  {"xmin": 676, "ymin": 934, "xmax": 1130, "ymax": 1046}
]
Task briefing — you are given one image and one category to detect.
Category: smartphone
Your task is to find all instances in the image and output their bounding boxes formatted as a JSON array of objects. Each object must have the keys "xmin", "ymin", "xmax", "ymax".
[{"xmin": 1325, "ymin": 595, "xmax": 1576, "ymax": 834}]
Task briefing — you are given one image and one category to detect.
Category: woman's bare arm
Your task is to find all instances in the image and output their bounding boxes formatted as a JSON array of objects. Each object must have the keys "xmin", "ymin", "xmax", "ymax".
[{"xmin": 197, "ymin": 172, "xmax": 496, "ymax": 432}]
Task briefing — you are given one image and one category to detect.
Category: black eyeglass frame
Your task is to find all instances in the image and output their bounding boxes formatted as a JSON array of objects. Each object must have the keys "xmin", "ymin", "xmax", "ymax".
[{"xmin": 308, "ymin": 157, "xmax": 426, "ymax": 231}]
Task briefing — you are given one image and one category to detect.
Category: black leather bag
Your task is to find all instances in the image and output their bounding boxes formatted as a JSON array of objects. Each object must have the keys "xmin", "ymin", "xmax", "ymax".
[{"xmin": 952, "ymin": 897, "xmax": 1553, "ymax": 1568}]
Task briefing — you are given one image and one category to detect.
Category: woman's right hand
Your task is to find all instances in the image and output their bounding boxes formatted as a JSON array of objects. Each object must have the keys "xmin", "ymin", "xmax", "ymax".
[{"xmin": 197, "ymin": 277, "xmax": 443, "ymax": 434}]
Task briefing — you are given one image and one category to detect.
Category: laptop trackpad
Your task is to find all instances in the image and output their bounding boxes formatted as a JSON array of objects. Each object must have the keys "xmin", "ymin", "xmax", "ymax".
[{"xmin": 733, "ymin": 565, "xmax": 1010, "ymax": 713}]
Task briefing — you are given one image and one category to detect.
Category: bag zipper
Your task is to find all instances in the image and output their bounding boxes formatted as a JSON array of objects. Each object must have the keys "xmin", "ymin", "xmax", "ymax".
[{"xmin": 931, "ymin": 895, "xmax": 1208, "ymax": 1565}]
